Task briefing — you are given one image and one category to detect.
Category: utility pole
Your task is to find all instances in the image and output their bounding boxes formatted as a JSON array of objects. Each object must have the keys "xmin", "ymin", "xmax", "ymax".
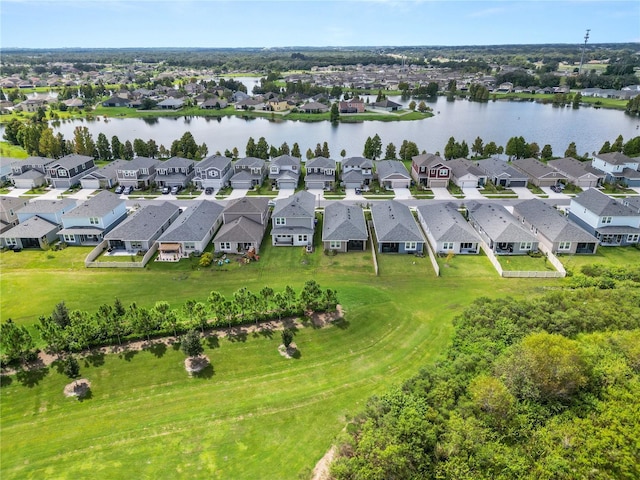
[{"xmin": 578, "ymin": 29, "xmax": 590, "ymax": 75}]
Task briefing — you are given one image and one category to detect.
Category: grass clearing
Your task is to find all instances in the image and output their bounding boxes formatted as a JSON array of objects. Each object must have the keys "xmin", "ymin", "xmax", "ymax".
[
  {"xmin": 559, "ymin": 246, "xmax": 640, "ymax": 273},
  {"xmin": 498, "ymin": 254, "xmax": 557, "ymax": 271}
]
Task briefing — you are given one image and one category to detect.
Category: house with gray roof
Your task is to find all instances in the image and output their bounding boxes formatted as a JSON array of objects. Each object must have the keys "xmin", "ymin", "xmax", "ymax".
[
  {"xmin": 513, "ymin": 199, "xmax": 598, "ymax": 254},
  {"xmin": 341, "ymin": 157, "xmax": 374, "ymax": 189},
  {"xmin": 371, "ymin": 200, "xmax": 425, "ymax": 254},
  {"xmin": 376, "ymin": 160, "xmax": 411, "ymax": 189},
  {"xmin": 477, "ymin": 158, "xmax": 528, "ymax": 187},
  {"xmin": 416, "ymin": 202, "xmax": 480, "ymax": 254},
  {"xmin": 0, "ymin": 215, "xmax": 60, "ymax": 249},
  {"xmin": 271, "ymin": 191, "xmax": 315, "ymax": 247},
  {"xmin": 214, "ymin": 197, "xmax": 270, "ymax": 254},
  {"xmin": 155, "ymin": 156, "xmax": 196, "ymax": 188},
  {"xmin": 16, "ymin": 198, "xmax": 77, "ymax": 225},
  {"xmin": 80, "ymin": 159, "xmax": 128, "ymax": 190},
  {"xmin": 0, "ymin": 196, "xmax": 28, "ymax": 233},
  {"xmin": 446, "ymin": 158, "xmax": 487, "ymax": 188},
  {"xmin": 568, "ymin": 188, "xmax": 640, "ymax": 246},
  {"xmin": 156, "ymin": 98, "xmax": 184, "ymax": 110},
  {"xmin": 58, "ymin": 191, "xmax": 127, "ymax": 245},
  {"xmin": 468, "ymin": 203, "xmax": 538, "ymax": 254},
  {"xmin": 511, "ymin": 157, "xmax": 567, "ymax": 188},
  {"xmin": 305, "ymin": 157, "xmax": 336, "ymax": 190},
  {"xmin": 591, "ymin": 152, "xmax": 640, "ymax": 187},
  {"xmin": 230, "ymin": 157, "xmax": 267, "ymax": 189},
  {"xmin": 547, "ymin": 157, "xmax": 605, "ymax": 188},
  {"xmin": 157, "ymin": 200, "xmax": 224, "ymax": 261},
  {"xmin": 194, "ymin": 155, "xmax": 233, "ymax": 190},
  {"xmin": 269, "ymin": 155, "xmax": 301, "ymax": 190},
  {"xmin": 104, "ymin": 202, "xmax": 181, "ymax": 252},
  {"xmin": 116, "ymin": 157, "xmax": 159, "ymax": 189},
  {"xmin": 0, "ymin": 157, "xmax": 17, "ymax": 182},
  {"xmin": 10, "ymin": 156, "xmax": 55, "ymax": 189},
  {"xmin": 322, "ymin": 202, "xmax": 368, "ymax": 252},
  {"xmin": 46, "ymin": 154, "xmax": 96, "ymax": 189}
]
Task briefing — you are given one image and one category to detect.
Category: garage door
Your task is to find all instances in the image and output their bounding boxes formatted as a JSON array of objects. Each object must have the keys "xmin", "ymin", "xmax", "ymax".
[
  {"xmin": 392, "ymin": 180, "xmax": 409, "ymax": 188},
  {"xmin": 510, "ymin": 181, "xmax": 526, "ymax": 187},
  {"xmin": 459, "ymin": 180, "xmax": 476, "ymax": 188}
]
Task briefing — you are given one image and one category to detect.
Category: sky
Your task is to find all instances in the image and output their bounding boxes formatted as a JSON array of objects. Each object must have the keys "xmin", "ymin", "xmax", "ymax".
[{"xmin": 1, "ymin": 0, "xmax": 639, "ymax": 49}]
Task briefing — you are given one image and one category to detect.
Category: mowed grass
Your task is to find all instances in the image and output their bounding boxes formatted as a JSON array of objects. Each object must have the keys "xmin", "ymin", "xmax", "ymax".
[
  {"xmin": 2, "ymin": 239, "xmax": 566, "ymax": 479},
  {"xmin": 559, "ymin": 246, "xmax": 640, "ymax": 273}
]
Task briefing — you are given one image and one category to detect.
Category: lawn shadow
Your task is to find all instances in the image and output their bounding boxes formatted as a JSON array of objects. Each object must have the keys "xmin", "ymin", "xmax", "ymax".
[
  {"xmin": 192, "ymin": 364, "xmax": 215, "ymax": 379},
  {"xmin": 15, "ymin": 367, "xmax": 49, "ymax": 388},
  {"xmin": 84, "ymin": 351, "xmax": 105, "ymax": 367},
  {"xmin": 331, "ymin": 317, "xmax": 350, "ymax": 330},
  {"xmin": 77, "ymin": 388, "xmax": 93, "ymax": 402},
  {"xmin": 0, "ymin": 375, "xmax": 13, "ymax": 387},
  {"xmin": 119, "ymin": 349, "xmax": 139, "ymax": 362},
  {"xmin": 227, "ymin": 328, "xmax": 247, "ymax": 343},
  {"xmin": 146, "ymin": 342, "xmax": 167, "ymax": 358},
  {"xmin": 291, "ymin": 349, "xmax": 302, "ymax": 360},
  {"xmin": 205, "ymin": 334, "xmax": 220, "ymax": 349},
  {"xmin": 253, "ymin": 326, "xmax": 274, "ymax": 339}
]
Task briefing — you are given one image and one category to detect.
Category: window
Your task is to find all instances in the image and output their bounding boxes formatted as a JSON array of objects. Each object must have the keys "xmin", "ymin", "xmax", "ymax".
[
  {"xmin": 439, "ymin": 168, "xmax": 449, "ymax": 176},
  {"xmin": 443, "ymin": 242, "xmax": 454, "ymax": 250},
  {"xmin": 602, "ymin": 216, "xmax": 612, "ymax": 224},
  {"xmin": 405, "ymin": 242, "xmax": 417, "ymax": 251},
  {"xmin": 5, "ymin": 238, "xmax": 17, "ymax": 246},
  {"xmin": 329, "ymin": 241, "xmax": 341, "ymax": 249},
  {"xmin": 520, "ymin": 242, "xmax": 533, "ymax": 250},
  {"xmin": 130, "ymin": 241, "xmax": 143, "ymax": 250},
  {"xmin": 89, "ymin": 217, "xmax": 99, "ymax": 225},
  {"xmin": 292, "ymin": 165, "xmax": 297, "ymax": 170},
  {"xmin": 62, "ymin": 234, "xmax": 75, "ymax": 243},
  {"xmin": 220, "ymin": 242, "xmax": 231, "ymax": 250},
  {"xmin": 628, "ymin": 234, "xmax": 639, "ymax": 243},
  {"xmin": 461, "ymin": 242, "xmax": 475, "ymax": 250},
  {"xmin": 184, "ymin": 242, "xmax": 195, "ymax": 250},
  {"xmin": 558, "ymin": 241, "xmax": 571, "ymax": 250},
  {"xmin": 57, "ymin": 169, "xmax": 68, "ymax": 177},
  {"xmin": 275, "ymin": 217, "xmax": 286, "ymax": 226}
]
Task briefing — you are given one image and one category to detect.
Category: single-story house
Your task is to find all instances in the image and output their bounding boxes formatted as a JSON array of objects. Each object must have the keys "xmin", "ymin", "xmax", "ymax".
[
  {"xmin": 547, "ymin": 157, "xmax": 605, "ymax": 189},
  {"xmin": 322, "ymin": 202, "xmax": 368, "ymax": 252},
  {"xmin": 416, "ymin": 202, "xmax": 480, "ymax": 254},
  {"xmin": 0, "ymin": 216, "xmax": 60, "ymax": 249},
  {"xmin": 511, "ymin": 157, "xmax": 567, "ymax": 188},
  {"xmin": 80, "ymin": 159, "xmax": 128, "ymax": 190},
  {"xmin": 156, "ymin": 98, "xmax": 184, "ymax": 110},
  {"xmin": 477, "ymin": 158, "xmax": 529, "ymax": 188},
  {"xmin": 376, "ymin": 160, "xmax": 411, "ymax": 189},
  {"xmin": 446, "ymin": 158, "xmax": 487, "ymax": 188},
  {"xmin": 371, "ymin": 200, "xmax": 425, "ymax": 254},
  {"xmin": 468, "ymin": 203, "xmax": 538, "ymax": 254}
]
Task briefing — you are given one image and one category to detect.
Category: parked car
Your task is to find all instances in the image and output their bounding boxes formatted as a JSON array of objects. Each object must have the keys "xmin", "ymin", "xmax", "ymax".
[
  {"xmin": 204, "ymin": 187, "xmax": 214, "ymax": 195},
  {"xmin": 114, "ymin": 185, "xmax": 124, "ymax": 194},
  {"xmin": 550, "ymin": 184, "xmax": 565, "ymax": 193},
  {"xmin": 268, "ymin": 199, "xmax": 276, "ymax": 207},
  {"xmin": 355, "ymin": 188, "xmax": 362, "ymax": 195},
  {"xmin": 162, "ymin": 186, "xmax": 170, "ymax": 194},
  {"xmin": 171, "ymin": 185, "xmax": 180, "ymax": 195},
  {"xmin": 123, "ymin": 186, "xmax": 133, "ymax": 195}
]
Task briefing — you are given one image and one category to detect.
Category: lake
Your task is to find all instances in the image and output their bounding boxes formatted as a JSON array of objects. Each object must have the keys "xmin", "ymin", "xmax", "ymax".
[{"xmin": 12, "ymin": 95, "xmax": 640, "ymax": 158}]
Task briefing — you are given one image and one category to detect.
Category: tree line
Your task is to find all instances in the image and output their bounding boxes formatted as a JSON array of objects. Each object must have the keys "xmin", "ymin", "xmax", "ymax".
[
  {"xmin": 330, "ymin": 264, "xmax": 640, "ymax": 479},
  {"xmin": 0, "ymin": 281, "xmax": 338, "ymax": 365}
]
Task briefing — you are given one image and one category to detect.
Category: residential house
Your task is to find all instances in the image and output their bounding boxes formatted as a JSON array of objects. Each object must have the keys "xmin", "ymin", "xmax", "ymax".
[
  {"xmin": 200, "ymin": 97, "xmax": 228, "ymax": 109},
  {"xmin": 416, "ymin": 202, "xmax": 480, "ymax": 254},
  {"xmin": 511, "ymin": 157, "xmax": 568, "ymax": 187},
  {"xmin": 341, "ymin": 156, "xmax": 374, "ymax": 189},
  {"xmin": 305, "ymin": 157, "xmax": 336, "ymax": 190},
  {"xmin": 235, "ymin": 98, "xmax": 265, "ymax": 110},
  {"xmin": 568, "ymin": 188, "xmax": 640, "ymax": 246},
  {"xmin": 265, "ymin": 98, "xmax": 290, "ymax": 112},
  {"xmin": 46, "ymin": 154, "xmax": 96, "ymax": 188},
  {"xmin": 591, "ymin": 152, "xmax": 640, "ymax": 187},
  {"xmin": 155, "ymin": 156, "xmax": 196, "ymax": 188},
  {"xmin": 213, "ymin": 197, "xmax": 270, "ymax": 254},
  {"xmin": 16, "ymin": 198, "xmax": 77, "ymax": 225},
  {"xmin": 0, "ymin": 216, "xmax": 60, "ymax": 249},
  {"xmin": 467, "ymin": 203, "xmax": 538, "ymax": 254},
  {"xmin": 194, "ymin": 155, "xmax": 233, "ymax": 190},
  {"xmin": 371, "ymin": 200, "xmax": 425, "ymax": 254},
  {"xmin": 156, "ymin": 98, "xmax": 184, "ymax": 110},
  {"xmin": 80, "ymin": 159, "xmax": 128, "ymax": 190},
  {"xmin": 230, "ymin": 157, "xmax": 267, "ymax": 189},
  {"xmin": 411, "ymin": 153, "xmax": 450, "ymax": 188},
  {"xmin": 271, "ymin": 190, "xmax": 315, "ymax": 247},
  {"xmin": 104, "ymin": 202, "xmax": 181, "ymax": 252},
  {"xmin": 621, "ymin": 196, "xmax": 640, "ymax": 213},
  {"xmin": 513, "ymin": 199, "xmax": 599, "ymax": 254},
  {"xmin": 0, "ymin": 157, "xmax": 17, "ymax": 182},
  {"xmin": 0, "ymin": 196, "xmax": 29, "ymax": 233},
  {"xmin": 102, "ymin": 95, "xmax": 129, "ymax": 107},
  {"xmin": 322, "ymin": 202, "xmax": 368, "ymax": 252},
  {"xmin": 156, "ymin": 200, "xmax": 224, "ymax": 261},
  {"xmin": 446, "ymin": 158, "xmax": 487, "ymax": 188},
  {"xmin": 301, "ymin": 101, "xmax": 329, "ymax": 113},
  {"xmin": 116, "ymin": 157, "xmax": 159, "ymax": 189},
  {"xmin": 477, "ymin": 158, "xmax": 529, "ymax": 187},
  {"xmin": 58, "ymin": 191, "xmax": 127, "ymax": 245},
  {"xmin": 370, "ymin": 99, "xmax": 402, "ymax": 111},
  {"xmin": 547, "ymin": 157, "xmax": 605, "ymax": 188},
  {"xmin": 376, "ymin": 160, "xmax": 411, "ymax": 189},
  {"xmin": 339, "ymin": 98, "xmax": 365, "ymax": 113},
  {"xmin": 269, "ymin": 155, "xmax": 301, "ymax": 190},
  {"xmin": 10, "ymin": 156, "xmax": 55, "ymax": 189}
]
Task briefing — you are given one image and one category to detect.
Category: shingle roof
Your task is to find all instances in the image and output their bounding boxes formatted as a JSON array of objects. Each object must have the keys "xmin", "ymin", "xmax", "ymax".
[
  {"xmin": 595, "ymin": 152, "xmax": 637, "ymax": 166},
  {"xmin": 548, "ymin": 157, "xmax": 604, "ymax": 180},
  {"xmin": 375, "ymin": 160, "xmax": 410, "ymax": 180},
  {"xmin": 306, "ymin": 157, "xmax": 336, "ymax": 169},
  {"xmin": 513, "ymin": 199, "xmax": 598, "ymax": 243},
  {"xmin": 214, "ymin": 216, "xmax": 264, "ymax": 243},
  {"xmin": 48, "ymin": 154, "xmax": 93, "ymax": 170},
  {"xmin": 371, "ymin": 200, "xmax": 423, "ymax": 242},
  {"xmin": 416, "ymin": 203, "xmax": 479, "ymax": 243},
  {"xmin": 271, "ymin": 155, "xmax": 301, "ymax": 167},
  {"xmin": 234, "ymin": 157, "xmax": 266, "ymax": 169},
  {"xmin": 412, "ymin": 153, "xmax": 445, "ymax": 169},
  {"xmin": 161, "ymin": 156, "xmax": 196, "ymax": 169},
  {"xmin": 322, "ymin": 203, "xmax": 367, "ymax": 242},
  {"xmin": 469, "ymin": 203, "xmax": 537, "ymax": 243},
  {"xmin": 512, "ymin": 158, "xmax": 567, "ymax": 180},
  {"xmin": 104, "ymin": 202, "xmax": 180, "ymax": 242},
  {"xmin": 158, "ymin": 200, "xmax": 224, "ymax": 243},
  {"xmin": 0, "ymin": 215, "xmax": 59, "ymax": 239},
  {"xmin": 82, "ymin": 159, "xmax": 128, "ymax": 180},
  {"xmin": 197, "ymin": 155, "xmax": 231, "ymax": 170},
  {"xmin": 571, "ymin": 188, "xmax": 639, "ymax": 217},
  {"xmin": 446, "ymin": 158, "xmax": 485, "ymax": 179},
  {"xmin": 119, "ymin": 157, "xmax": 159, "ymax": 170},
  {"xmin": 273, "ymin": 190, "xmax": 315, "ymax": 218},
  {"xmin": 62, "ymin": 191, "xmax": 124, "ymax": 218},
  {"xmin": 477, "ymin": 158, "xmax": 527, "ymax": 179},
  {"xmin": 224, "ymin": 196, "xmax": 269, "ymax": 216},
  {"xmin": 342, "ymin": 157, "xmax": 373, "ymax": 169},
  {"xmin": 17, "ymin": 198, "xmax": 77, "ymax": 215}
]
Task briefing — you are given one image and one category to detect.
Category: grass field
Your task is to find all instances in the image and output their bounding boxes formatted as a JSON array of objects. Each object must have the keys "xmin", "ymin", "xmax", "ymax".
[{"xmin": 2, "ymin": 241, "xmax": 636, "ymax": 479}]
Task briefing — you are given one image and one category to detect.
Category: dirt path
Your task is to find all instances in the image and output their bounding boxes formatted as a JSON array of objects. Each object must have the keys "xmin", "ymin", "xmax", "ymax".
[
  {"xmin": 311, "ymin": 446, "xmax": 336, "ymax": 480},
  {"xmin": 4, "ymin": 305, "xmax": 344, "ymax": 374}
]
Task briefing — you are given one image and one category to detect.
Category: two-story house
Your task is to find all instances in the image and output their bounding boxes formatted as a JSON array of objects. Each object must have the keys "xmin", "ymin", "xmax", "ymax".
[
  {"xmin": 591, "ymin": 152, "xmax": 640, "ymax": 187},
  {"xmin": 58, "ymin": 191, "xmax": 127, "ymax": 245},
  {"xmin": 305, "ymin": 157, "xmax": 336, "ymax": 190},
  {"xmin": 10, "ymin": 156, "xmax": 56, "ymax": 189},
  {"xmin": 116, "ymin": 157, "xmax": 159, "ymax": 189},
  {"xmin": 339, "ymin": 98, "xmax": 365, "ymax": 113},
  {"xmin": 568, "ymin": 188, "xmax": 640, "ymax": 246},
  {"xmin": 155, "ymin": 156, "xmax": 196, "ymax": 188},
  {"xmin": 46, "ymin": 154, "xmax": 96, "ymax": 189},
  {"xmin": 80, "ymin": 159, "xmax": 128, "ymax": 190},
  {"xmin": 411, "ymin": 153, "xmax": 450, "ymax": 188},
  {"xmin": 341, "ymin": 156, "xmax": 374, "ymax": 189},
  {"xmin": 271, "ymin": 190, "xmax": 315, "ymax": 247},
  {"xmin": 0, "ymin": 196, "xmax": 29, "ymax": 233},
  {"xmin": 230, "ymin": 157, "xmax": 267, "ymax": 189},
  {"xmin": 194, "ymin": 155, "xmax": 233, "ymax": 190},
  {"xmin": 269, "ymin": 155, "xmax": 301, "ymax": 190},
  {"xmin": 213, "ymin": 197, "xmax": 270, "ymax": 254}
]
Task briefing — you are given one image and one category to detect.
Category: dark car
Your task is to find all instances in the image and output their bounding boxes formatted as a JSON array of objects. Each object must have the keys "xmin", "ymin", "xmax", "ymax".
[
  {"xmin": 204, "ymin": 187, "xmax": 214, "ymax": 195},
  {"xmin": 123, "ymin": 186, "xmax": 133, "ymax": 195},
  {"xmin": 114, "ymin": 185, "xmax": 124, "ymax": 194}
]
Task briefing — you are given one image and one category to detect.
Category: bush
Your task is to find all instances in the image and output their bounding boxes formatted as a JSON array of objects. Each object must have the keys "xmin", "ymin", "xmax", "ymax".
[
  {"xmin": 63, "ymin": 355, "xmax": 80, "ymax": 378},
  {"xmin": 199, "ymin": 252, "xmax": 213, "ymax": 267}
]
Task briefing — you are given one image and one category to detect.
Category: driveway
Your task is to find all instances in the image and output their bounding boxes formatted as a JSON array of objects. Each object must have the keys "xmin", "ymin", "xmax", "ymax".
[
  {"xmin": 393, "ymin": 187, "xmax": 413, "ymax": 200},
  {"xmin": 275, "ymin": 188, "xmax": 295, "ymax": 200},
  {"xmin": 226, "ymin": 188, "xmax": 249, "ymax": 200},
  {"xmin": 540, "ymin": 186, "xmax": 570, "ymax": 200},
  {"xmin": 307, "ymin": 189, "xmax": 325, "ymax": 201},
  {"xmin": 462, "ymin": 187, "xmax": 484, "ymax": 200},
  {"xmin": 344, "ymin": 188, "xmax": 361, "ymax": 200},
  {"xmin": 431, "ymin": 187, "xmax": 454, "ymax": 200},
  {"xmin": 3, "ymin": 188, "xmax": 29, "ymax": 198},
  {"xmin": 37, "ymin": 188, "xmax": 66, "ymax": 200},
  {"xmin": 67, "ymin": 189, "xmax": 96, "ymax": 200},
  {"xmin": 511, "ymin": 187, "xmax": 536, "ymax": 199}
]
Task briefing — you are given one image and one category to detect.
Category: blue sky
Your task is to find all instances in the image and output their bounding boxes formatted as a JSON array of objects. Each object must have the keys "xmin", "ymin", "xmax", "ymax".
[{"xmin": 1, "ymin": 1, "xmax": 638, "ymax": 49}]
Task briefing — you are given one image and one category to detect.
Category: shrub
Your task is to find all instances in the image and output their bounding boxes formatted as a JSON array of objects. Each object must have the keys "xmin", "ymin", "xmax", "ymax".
[{"xmin": 63, "ymin": 355, "xmax": 80, "ymax": 378}]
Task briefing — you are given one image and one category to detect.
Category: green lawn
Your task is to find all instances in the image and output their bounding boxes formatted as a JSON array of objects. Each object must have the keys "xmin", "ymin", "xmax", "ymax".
[
  {"xmin": 0, "ymin": 142, "xmax": 28, "ymax": 159},
  {"xmin": 0, "ymin": 235, "xmax": 586, "ymax": 479},
  {"xmin": 498, "ymin": 254, "xmax": 557, "ymax": 271},
  {"xmin": 559, "ymin": 246, "xmax": 640, "ymax": 274}
]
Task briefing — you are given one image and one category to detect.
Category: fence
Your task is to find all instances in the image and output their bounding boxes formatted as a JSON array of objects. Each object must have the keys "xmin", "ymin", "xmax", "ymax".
[
  {"xmin": 479, "ymin": 240, "xmax": 565, "ymax": 278},
  {"xmin": 424, "ymin": 239, "xmax": 440, "ymax": 277},
  {"xmin": 367, "ymin": 220, "xmax": 379, "ymax": 276},
  {"xmin": 85, "ymin": 242, "xmax": 158, "ymax": 268}
]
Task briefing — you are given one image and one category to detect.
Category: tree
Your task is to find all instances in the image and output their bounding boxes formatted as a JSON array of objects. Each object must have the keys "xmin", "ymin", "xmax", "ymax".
[
  {"xmin": 0, "ymin": 319, "xmax": 35, "ymax": 363},
  {"xmin": 314, "ymin": 143, "xmax": 323, "ymax": 157},
  {"xmin": 623, "ymin": 136, "xmax": 640, "ymax": 156},
  {"xmin": 611, "ymin": 135, "xmax": 624, "ymax": 152},
  {"xmin": 63, "ymin": 355, "xmax": 80, "ymax": 378},
  {"xmin": 417, "ymin": 101, "xmax": 428, "ymax": 112},
  {"xmin": 505, "ymin": 136, "xmax": 528, "ymax": 159},
  {"xmin": 484, "ymin": 141, "xmax": 499, "ymax": 157},
  {"xmin": 51, "ymin": 301, "xmax": 71, "ymax": 328},
  {"xmin": 444, "ymin": 136, "xmax": 458, "ymax": 160},
  {"xmin": 259, "ymin": 286, "xmax": 274, "ymax": 314},
  {"xmin": 426, "ymin": 82, "xmax": 439, "ymax": 97},
  {"xmin": 146, "ymin": 139, "xmax": 159, "ymax": 158},
  {"xmin": 272, "ymin": 292, "xmax": 288, "ymax": 320},
  {"xmin": 564, "ymin": 142, "xmax": 578, "ymax": 159},
  {"xmin": 73, "ymin": 126, "xmax": 96, "ymax": 157},
  {"xmin": 133, "ymin": 138, "xmax": 149, "ymax": 158},
  {"xmin": 281, "ymin": 328, "xmax": 294, "ymax": 348},
  {"xmin": 245, "ymin": 137, "xmax": 256, "ymax": 157},
  {"xmin": 291, "ymin": 143, "xmax": 301, "ymax": 158},
  {"xmin": 279, "ymin": 142, "xmax": 290, "ymax": 155},
  {"xmin": 399, "ymin": 140, "xmax": 419, "ymax": 161},
  {"xmin": 3, "ymin": 118, "xmax": 22, "ymax": 145},
  {"xmin": 322, "ymin": 141, "xmax": 330, "ymax": 158},
  {"xmin": 36, "ymin": 315, "xmax": 68, "ymax": 355},
  {"xmin": 255, "ymin": 137, "xmax": 269, "ymax": 160},
  {"xmin": 67, "ymin": 310, "xmax": 97, "ymax": 352},
  {"xmin": 363, "ymin": 134, "xmax": 382, "ymax": 160},
  {"xmin": 340, "ymin": 149, "xmax": 346, "ymax": 158},
  {"xmin": 123, "ymin": 140, "xmax": 134, "ymax": 160},
  {"xmin": 471, "ymin": 136, "xmax": 484, "ymax": 157},
  {"xmin": 233, "ymin": 287, "xmax": 251, "ymax": 320},
  {"xmin": 17, "ymin": 122, "xmax": 45, "ymax": 155},
  {"xmin": 269, "ymin": 145, "xmax": 279, "ymax": 159},
  {"xmin": 599, "ymin": 141, "xmax": 612, "ymax": 154},
  {"xmin": 528, "ymin": 142, "xmax": 540, "ymax": 159},
  {"xmin": 192, "ymin": 302, "xmax": 209, "ymax": 333},
  {"xmin": 541, "ymin": 144, "xmax": 553, "ymax": 160},
  {"xmin": 96, "ymin": 133, "xmax": 111, "ymax": 160},
  {"xmin": 384, "ymin": 142, "xmax": 396, "ymax": 160},
  {"xmin": 181, "ymin": 330, "xmax": 203, "ymax": 358},
  {"xmin": 111, "ymin": 136, "xmax": 123, "ymax": 159},
  {"xmin": 153, "ymin": 301, "xmax": 178, "ymax": 337},
  {"xmin": 408, "ymin": 100, "xmax": 416, "ymax": 111},
  {"xmin": 330, "ymin": 102, "xmax": 340, "ymax": 123},
  {"xmin": 459, "ymin": 140, "xmax": 469, "ymax": 159},
  {"xmin": 131, "ymin": 307, "xmax": 158, "ymax": 342},
  {"xmin": 38, "ymin": 127, "xmax": 62, "ymax": 159},
  {"xmin": 300, "ymin": 280, "xmax": 323, "ymax": 311},
  {"xmin": 572, "ymin": 92, "xmax": 582, "ymax": 109},
  {"xmin": 306, "ymin": 148, "xmax": 314, "ymax": 160}
]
